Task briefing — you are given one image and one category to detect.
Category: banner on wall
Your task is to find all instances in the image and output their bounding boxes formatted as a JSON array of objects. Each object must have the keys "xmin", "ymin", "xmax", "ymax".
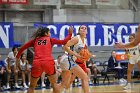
[
  {"xmin": 0, "ymin": 22, "xmax": 14, "ymax": 48},
  {"xmin": 65, "ymin": 0, "xmax": 92, "ymax": 5},
  {"xmin": 96, "ymin": 0, "xmax": 120, "ymax": 6},
  {"xmin": 34, "ymin": 23, "xmax": 139, "ymax": 46},
  {"xmin": 0, "ymin": 0, "xmax": 28, "ymax": 4},
  {"xmin": 33, "ymin": 0, "xmax": 58, "ymax": 5}
]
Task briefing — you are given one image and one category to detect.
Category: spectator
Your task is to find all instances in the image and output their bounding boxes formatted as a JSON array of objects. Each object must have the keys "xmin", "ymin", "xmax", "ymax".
[
  {"xmin": 108, "ymin": 51, "xmax": 124, "ymax": 79},
  {"xmin": 87, "ymin": 58, "xmax": 100, "ymax": 84},
  {"xmin": 0, "ymin": 55, "xmax": 7, "ymax": 90},
  {"xmin": 108, "ymin": 51, "xmax": 118, "ymax": 68}
]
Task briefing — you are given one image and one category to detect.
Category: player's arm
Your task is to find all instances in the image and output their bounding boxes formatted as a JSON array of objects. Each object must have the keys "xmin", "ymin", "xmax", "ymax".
[
  {"xmin": 16, "ymin": 39, "xmax": 34, "ymax": 59},
  {"xmin": 51, "ymin": 26, "xmax": 73, "ymax": 45},
  {"xmin": 51, "ymin": 34, "xmax": 72, "ymax": 45},
  {"xmin": 63, "ymin": 36, "xmax": 82, "ymax": 59}
]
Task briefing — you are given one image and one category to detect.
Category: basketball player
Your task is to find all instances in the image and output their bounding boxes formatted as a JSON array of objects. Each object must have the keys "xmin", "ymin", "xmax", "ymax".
[
  {"xmin": 115, "ymin": 24, "xmax": 140, "ymax": 48},
  {"xmin": 61, "ymin": 25, "xmax": 96, "ymax": 93},
  {"xmin": 16, "ymin": 26, "xmax": 73, "ymax": 93},
  {"xmin": 123, "ymin": 34, "xmax": 140, "ymax": 89}
]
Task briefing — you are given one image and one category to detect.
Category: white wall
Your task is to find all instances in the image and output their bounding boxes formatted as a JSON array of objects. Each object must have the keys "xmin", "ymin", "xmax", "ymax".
[
  {"xmin": 53, "ymin": 9, "xmax": 134, "ymax": 23},
  {"xmin": 134, "ymin": 11, "xmax": 140, "ymax": 23}
]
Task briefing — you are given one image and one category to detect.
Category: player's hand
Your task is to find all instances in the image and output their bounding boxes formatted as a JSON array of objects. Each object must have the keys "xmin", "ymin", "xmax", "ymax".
[
  {"xmin": 68, "ymin": 26, "xmax": 74, "ymax": 34},
  {"xmin": 114, "ymin": 42, "xmax": 125, "ymax": 49},
  {"xmin": 75, "ymin": 53, "xmax": 83, "ymax": 60}
]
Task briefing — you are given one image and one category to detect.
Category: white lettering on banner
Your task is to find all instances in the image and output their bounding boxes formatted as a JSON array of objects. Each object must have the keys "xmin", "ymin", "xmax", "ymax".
[
  {"xmin": 47, "ymin": 25, "xmax": 57, "ymax": 35},
  {"xmin": 103, "ymin": 25, "xmax": 115, "ymax": 46},
  {"xmin": 59, "ymin": 25, "xmax": 70, "ymax": 40},
  {"xmin": 0, "ymin": 25, "xmax": 10, "ymax": 48},
  {"xmin": 74, "ymin": 25, "xmax": 81, "ymax": 34},
  {"xmin": 37, "ymin": 24, "xmax": 139, "ymax": 46},
  {"xmin": 130, "ymin": 25, "xmax": 138, "ymax": 34},
  {"xmin": 88, "ymin": 25, "xmax": 96, "ymax": 46},
  {"xmin": 117, "ymin": 25, "xmax": 129, "ymax": 43}
]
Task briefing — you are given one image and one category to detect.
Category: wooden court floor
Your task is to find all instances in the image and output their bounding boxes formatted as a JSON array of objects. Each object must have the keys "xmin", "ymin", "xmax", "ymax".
[{"xmin": 2, "ymin": 83, "xmax": 140, "ymax": 93}]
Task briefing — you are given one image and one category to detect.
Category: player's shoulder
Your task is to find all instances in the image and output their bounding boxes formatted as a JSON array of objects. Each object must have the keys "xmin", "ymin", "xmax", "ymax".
[{"xmin": 8, "ymin": 52, "xmax": 13, "ymax": 56}]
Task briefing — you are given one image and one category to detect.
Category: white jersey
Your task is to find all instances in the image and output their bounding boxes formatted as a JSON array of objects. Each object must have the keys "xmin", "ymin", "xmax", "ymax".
[
  {"xmin": 20, "ymin": 60, "xmax": 27, "ymax": 70},
  {"xmin": 73, "ymin": 35, "xmax": 87, "ymax": 53},
  {"xmin": 128, "ymin": 46, "xmax": 140, "ymax": 58},
  {"xmin": 127, "ymin": 45, "xmax": 140, "ymax": 64},
  {"xmin": 7, "ymin": 52, "xmax": 17, "ymax": 66},
  {"xmin": 60, "ymin": 54, "xmax": 77, "ymax": 71}
]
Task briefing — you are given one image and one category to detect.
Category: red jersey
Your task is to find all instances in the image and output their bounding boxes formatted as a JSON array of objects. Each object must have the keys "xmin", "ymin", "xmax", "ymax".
[{"xmin": 16, "ymin": 34, "xmax": 72, "ymax": 60}]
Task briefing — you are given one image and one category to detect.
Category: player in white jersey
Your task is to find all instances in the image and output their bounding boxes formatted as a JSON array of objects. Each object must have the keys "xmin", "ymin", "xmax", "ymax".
[
  {"xmin": 62, "ymin": 25, "xmax": 96, "ymax": 93},
  {"xmin": 19, "ymin": 53, "xmax": 31, "ymax": 88},
  {"xmin": 56, "ymin": 54, "xmax": 77, "ymax": 92},
  {"xmin": 124, "ymin": 34, "xmax": 140, "ymax": 89}
]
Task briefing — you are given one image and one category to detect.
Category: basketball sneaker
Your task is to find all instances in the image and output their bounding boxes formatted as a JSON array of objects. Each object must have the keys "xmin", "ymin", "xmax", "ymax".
[
  {"xmin": 23, "ymin": 83, "xmax": 28, "ymax": 88},
  {"xmin": 15, "ymin": 83, "xmax": 20, "ymax": 88},
  {"xmin": 123, "ymin": 83, "xmax": 131, "ymax": 90},
  {"xmin": 6, "ymin": 83, "xmax": 10, "ymax": 89}
]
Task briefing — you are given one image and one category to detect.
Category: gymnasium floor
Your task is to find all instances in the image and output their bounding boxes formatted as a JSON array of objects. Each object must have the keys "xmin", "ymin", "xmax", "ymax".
[{"xmin": 1, "ymin": 82, "xmax": 140, "ymax": 93}]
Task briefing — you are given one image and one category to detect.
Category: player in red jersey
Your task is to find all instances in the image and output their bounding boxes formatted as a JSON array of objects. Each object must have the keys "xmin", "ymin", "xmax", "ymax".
[{"xmin": 16, "ymin": 26, "xmax": 73, "ymax": 93}]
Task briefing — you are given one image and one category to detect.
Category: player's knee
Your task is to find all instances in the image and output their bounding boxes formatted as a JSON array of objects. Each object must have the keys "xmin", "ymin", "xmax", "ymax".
[
  {"xmin": 127, "ymin": 68, "xmax": 132, "ymax": 73},
  {"xmin": 81, "ymin": 74, "xmax": 89, "ymax": 81},
  {"xmin": 50, "ymin": 82, "xmax": 57, "ymax": 87},
  {"xmin": 29, "ymin": 84, "xmax": 36, "ymax": 89}
]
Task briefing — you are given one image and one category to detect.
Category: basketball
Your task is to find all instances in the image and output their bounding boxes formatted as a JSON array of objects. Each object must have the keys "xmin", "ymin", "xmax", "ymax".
[{"xmin": 79, "ymin": 48, "xmax": 91, "ymax": 62}]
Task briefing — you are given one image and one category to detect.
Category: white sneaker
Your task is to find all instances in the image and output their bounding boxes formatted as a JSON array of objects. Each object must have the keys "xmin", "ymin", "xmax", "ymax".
[
  {"xmin": 41, "ymin": 83, "xmax": 46, "ymax": 87},
  {"xmin": 78, "ymin": 82, "xmax": 82, "ymax": 86},
  {"xmin": 23, "ymin": 84, "xmax": 28, "ymax": 88},
  {"xmin": 89, "ymin": 81, "xmax": 93, "ymax": 85},
  {"xmin": 119, "ymin": 78, "xmax": 127, "ymax": 86},
  {"xmin": 15, "ymin": 83, "xmax": 20, "ymax": 88},
  {"xmin": 28, "ymin": 82, "xmax": 30, "ymax": 86},
  {"xmin": 123, "ymin": 83, "xmax": 131, "ymax": 90},
  {"xmin": 7, "ymin": 84, "xmax": 10, "ymax": 89}
]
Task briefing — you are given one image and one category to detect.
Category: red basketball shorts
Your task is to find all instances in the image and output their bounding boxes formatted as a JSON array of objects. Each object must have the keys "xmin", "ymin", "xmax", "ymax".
[
  {"xmin": 31, "ymin": 60, "xmax": 55, "ymax": 78},
  {"xmin": 76, "ymin": 62, "xmax": 87, "ymax": 73}
]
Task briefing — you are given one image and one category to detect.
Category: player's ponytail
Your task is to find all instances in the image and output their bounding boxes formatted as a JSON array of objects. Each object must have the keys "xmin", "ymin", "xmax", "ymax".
[{"xmin": 32, "ymin": 27, "xmax": 50, "ymax": 39}]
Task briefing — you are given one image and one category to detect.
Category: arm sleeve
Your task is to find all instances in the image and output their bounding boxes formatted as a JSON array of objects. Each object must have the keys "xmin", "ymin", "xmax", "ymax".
[
  {"xmin": 16, "ymin": 39, "xmax": 34, "ymax": 59},
  {"xmin": 51, "ymin": 34, "xmax": 72, "ymax": 45}
]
